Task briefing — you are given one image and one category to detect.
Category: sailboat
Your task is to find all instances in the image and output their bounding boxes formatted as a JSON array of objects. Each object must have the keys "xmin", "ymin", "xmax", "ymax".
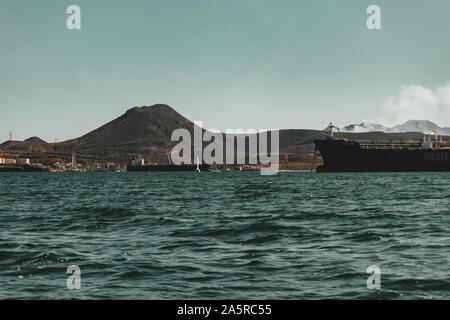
[{"xmin": 196, "ymin": 156, "xmax": 201, "ymax": 172}]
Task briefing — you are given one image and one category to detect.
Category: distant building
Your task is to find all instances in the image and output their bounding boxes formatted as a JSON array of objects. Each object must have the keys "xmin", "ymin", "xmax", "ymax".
[
  {"xmin": 0, "ymin": 158, "xmax": 30, "ymax": 165},
  {"xmin": 131, "ymin": 155, "xmax": 145, "ymax": 166},
  {"xmin": 53, "ymin": 162, "xmax": 64, "ymax": 170},
  {"xmin": 4, "ymin": 159, "xmax": 16, "ymax": 165},
  {"xmin": 17, "ymin": 158, "xmax": 31, "ymax": 165}
]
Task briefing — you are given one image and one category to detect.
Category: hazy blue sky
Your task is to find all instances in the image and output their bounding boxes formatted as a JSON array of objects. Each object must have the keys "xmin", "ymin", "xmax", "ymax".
[{"xmin": 1, "ymin": 0, "xmax": 450, "ymax": 141}]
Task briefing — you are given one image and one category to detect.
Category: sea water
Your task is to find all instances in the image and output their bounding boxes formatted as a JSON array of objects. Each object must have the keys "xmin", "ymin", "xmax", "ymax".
[{"xmin": 0, "ymin": 172, "xmax": 449, "ymax": 299}]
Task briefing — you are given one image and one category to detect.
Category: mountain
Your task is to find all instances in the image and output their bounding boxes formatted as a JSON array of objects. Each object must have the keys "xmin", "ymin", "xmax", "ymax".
[
  {"xmin": 390, "ymin": 120, "xmax": 450, "ymax": 134},
  {"xmin": 53, "ymin": 104, "xmax": 198, "ymax": 162},
  {"xmin": 0, "ymin": 136, "xmax": 53, "ymax": 153},
  {"xmin": 338, "ymin": 120, "xmax": 450, "ymax": 135},
  {"xmin": 0, "ymin": 141, "xmax": 53, "ymax": 153},
  {"xmin": 24, "ymin": 136, "xmax": 48, "ymax": 144},
  {"xmin": 0, "ymin": 104, "xmax": 197, "ymax": 162}
]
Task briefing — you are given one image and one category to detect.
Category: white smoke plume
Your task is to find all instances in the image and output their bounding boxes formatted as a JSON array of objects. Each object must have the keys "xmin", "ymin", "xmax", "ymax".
[{"xmin": 380, "ymin": 84, "xmax": 450, "ymax": 127}]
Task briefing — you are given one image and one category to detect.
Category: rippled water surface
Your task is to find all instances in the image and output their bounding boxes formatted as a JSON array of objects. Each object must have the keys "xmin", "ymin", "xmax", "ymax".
[{"xmin": 1, "ymin": 172, "xmax": 450, "ymax": 299}]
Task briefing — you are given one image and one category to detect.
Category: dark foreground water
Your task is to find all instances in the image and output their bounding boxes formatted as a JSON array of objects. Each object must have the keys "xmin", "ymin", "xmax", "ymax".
[{"xmin": 0, "ymin": 172, "xmax": 449, "ymax": 299}]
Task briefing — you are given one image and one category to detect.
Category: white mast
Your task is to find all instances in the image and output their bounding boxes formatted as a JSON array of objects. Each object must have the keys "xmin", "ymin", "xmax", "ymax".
[
  {"xmin": 327, "ymin": 122, "xmax": 335, "ymax": 138},
  {"xmin": 72, "ymin": 152, "xmax": 77, "ymax": 169},
  {"xmin": 196, "ymin": 156, "xmax": 200, "ymax": 172}
]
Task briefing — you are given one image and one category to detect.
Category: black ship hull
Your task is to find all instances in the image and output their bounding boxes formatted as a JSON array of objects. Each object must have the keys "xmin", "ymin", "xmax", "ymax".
[
  {"xmin": 127, "ymin": 164, "xmax": 210, "ymax": 172},
  {"xmin": 314, "ymin": 139, "xmax": 450, "ymax": 172}
]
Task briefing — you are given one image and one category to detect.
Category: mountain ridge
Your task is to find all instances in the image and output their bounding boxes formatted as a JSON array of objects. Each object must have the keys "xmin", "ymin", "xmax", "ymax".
[
  {"xmin": 1, "ymin": 104, "xmax": 449, "ymax": 164},
  {"xmin": 338, "ymin": 120, "xmax": 450, "ymax": 135}
]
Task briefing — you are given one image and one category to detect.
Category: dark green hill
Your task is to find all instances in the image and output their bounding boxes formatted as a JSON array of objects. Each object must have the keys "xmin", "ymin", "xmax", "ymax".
[
  {"xmin": 24, "ymin": 136, "xmax": 48, "ymax": 144},
  {"xmin": 78, "ymin": 104, "xmax": 193, "ymax": 146},
  {"xmin": 53, "ymin": 104, "xmax": 197, "ymax": 162},
  {"xmin": 0, "ymin": 137, "xmax": 53, "ymax": 153}
]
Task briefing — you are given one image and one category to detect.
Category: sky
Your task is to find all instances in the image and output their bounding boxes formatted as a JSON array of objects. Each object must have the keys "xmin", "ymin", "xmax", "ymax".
[{"xmin": 1, "ymin": 0, "xmax": 450, "ymax": 142}]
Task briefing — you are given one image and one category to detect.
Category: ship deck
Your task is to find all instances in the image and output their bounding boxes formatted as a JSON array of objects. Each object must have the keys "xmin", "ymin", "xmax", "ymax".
[{"xmin": 358, "ymin": 141, "xmax": 450, "ymax": 150}]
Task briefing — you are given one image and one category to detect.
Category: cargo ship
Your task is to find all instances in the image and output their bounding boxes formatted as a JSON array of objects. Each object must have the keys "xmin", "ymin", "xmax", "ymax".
[
  {"xmin": 126, "ymin": 155, "xmax": 210, "ymax": 172},
  {"xmin": 314, "ymin": 123, "xmax": 450, "ymax": 172}
]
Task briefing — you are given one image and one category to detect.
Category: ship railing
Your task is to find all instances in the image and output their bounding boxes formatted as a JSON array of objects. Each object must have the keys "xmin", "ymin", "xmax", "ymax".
[
  {"xmin": 359, "ymin": 141, "xmax": 450, "ymax": 150},
  {"xmin": 359, "ymin": 142, "xmax": 421, "ymax": 150}
]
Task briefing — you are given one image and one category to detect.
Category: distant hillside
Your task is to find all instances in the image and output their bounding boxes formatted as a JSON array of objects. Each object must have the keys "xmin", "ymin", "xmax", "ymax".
[
  {"xmin": 53, "ymin": 104, "xmax": 199, "ymax": 162},
  {"xmin": 391, "ymin": 120, "xmax": 450, "ymax": 134},
  {"xmin": 1, "ymin": 104, "xmax": 449, "ymax": 164},
  {"xmin": 338, "ymin": 120, "xmax": 450, "ymax": 135},
  {"xmin": 0, "ymin": 136, "xmax": 53, "ymax": 153},
  {"xmin": 24, "ymin": 136, "xmax": 48, "ymax": 144},
  {"xmin": 78, "ymin": 104, "xmax": 193, "ymax": 146}
]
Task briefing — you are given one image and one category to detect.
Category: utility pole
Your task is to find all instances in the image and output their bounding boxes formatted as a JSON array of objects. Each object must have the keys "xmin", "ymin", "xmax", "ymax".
[{"xmin": 8, "ymin": 131, "xmax": 12, "ymax": 141}]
